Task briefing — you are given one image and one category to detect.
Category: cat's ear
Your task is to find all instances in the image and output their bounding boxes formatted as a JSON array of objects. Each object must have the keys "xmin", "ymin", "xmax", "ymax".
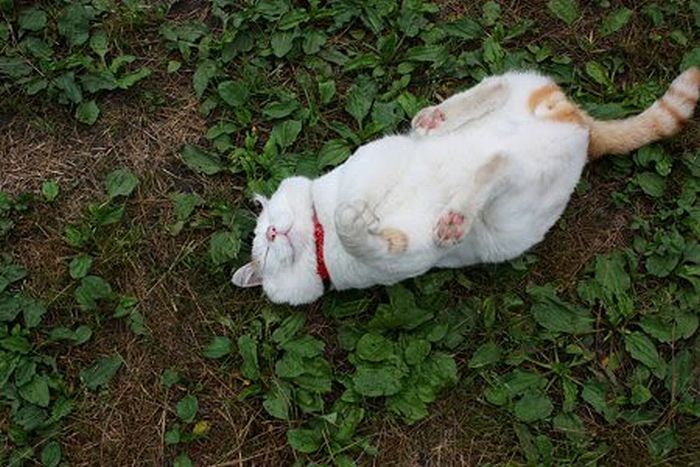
[
  {"xmin": 232, "ymin": 262, "xmax": 263, "ymax": 288},
  {"xmin": 253, "ymin": 194, "xmax": 268, "ymax": 210}
]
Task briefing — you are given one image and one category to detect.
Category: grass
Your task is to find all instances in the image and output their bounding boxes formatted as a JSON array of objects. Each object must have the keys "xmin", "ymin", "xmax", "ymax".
[{"xmin": 2, "ymin": 0, "xmax": 700, "ymax": 465}]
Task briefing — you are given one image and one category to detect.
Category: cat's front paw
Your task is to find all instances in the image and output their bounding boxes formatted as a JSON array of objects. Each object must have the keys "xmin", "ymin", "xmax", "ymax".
[
  {"xmin": 335, "ymin": 201, "xmax": 379, "ymax": 236},
  {"xmin": 433, "ymin": 211, "xmax": 466, "ymax": 247},
  {"xmin": 412, "ymin": 106, "xmax": 446, "ymax": 136}
]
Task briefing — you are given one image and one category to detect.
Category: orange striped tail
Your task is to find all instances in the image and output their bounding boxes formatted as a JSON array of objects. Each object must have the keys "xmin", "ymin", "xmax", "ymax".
[{"xmin": 587, "ymin": 67, "xmax": 700, "ymax": 159}]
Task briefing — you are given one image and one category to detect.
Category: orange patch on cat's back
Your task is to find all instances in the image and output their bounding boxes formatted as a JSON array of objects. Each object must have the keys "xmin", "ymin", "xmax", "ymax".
[
  {"xmin": 527, "ymin": 84, "xmax": 560, "ymax": 112},
  {"xmin": 380, "ymin": 228, "xmax": 408, "ymax": 253},
  {"xmin": 528, "ymin": 83, "xmax": 585, "ymax": 126}
]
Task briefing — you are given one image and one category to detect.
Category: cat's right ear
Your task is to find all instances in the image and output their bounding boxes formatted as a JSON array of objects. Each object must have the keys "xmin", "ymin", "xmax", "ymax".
[
  {"xmin": 253, "ymin": 194, "xmax": 269, "ymax": 210},
  {"xmin": 232, "ymin": 262, "xmax": 263, "ymax": 288}
]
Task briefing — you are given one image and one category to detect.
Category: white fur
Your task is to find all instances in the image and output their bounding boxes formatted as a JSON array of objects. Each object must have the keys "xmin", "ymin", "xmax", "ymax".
[{"xmin": 233, "ymin": 70, "xmax": 590, "ymax": 305}]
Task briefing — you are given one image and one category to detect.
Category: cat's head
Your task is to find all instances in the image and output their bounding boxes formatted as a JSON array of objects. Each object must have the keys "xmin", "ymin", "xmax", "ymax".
[{"xmin": 231, "ymin": 176, "xmax": 325, "ymax": 305}]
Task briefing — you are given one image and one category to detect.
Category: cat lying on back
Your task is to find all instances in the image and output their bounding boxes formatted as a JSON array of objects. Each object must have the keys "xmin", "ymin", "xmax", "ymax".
[{"xmin": 232, "ymin": 67, "xmax": 700, "ymax": 305}]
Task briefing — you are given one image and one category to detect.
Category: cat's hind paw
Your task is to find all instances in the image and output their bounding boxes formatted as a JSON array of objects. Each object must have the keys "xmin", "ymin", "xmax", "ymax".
[
  {"xmin": 433, "ymin": 211, "xmax": 466, "ymax": 247},
  {"xmin": 412, "ymin": 106, "xmax": 446, "ymax": 136}
]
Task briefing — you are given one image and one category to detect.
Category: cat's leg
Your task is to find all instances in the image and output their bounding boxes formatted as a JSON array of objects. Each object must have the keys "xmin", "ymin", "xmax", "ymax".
[
  {"xmin": 412, "ymin": 77, "xmax": 510, "ymax": 136},
  {"xmin": 433, "ymin": 153, "xmax": 509, "ymax": 247},
  {"xmin": 335, "ymin": 200, "xmax": 409, "ymax": 259}
]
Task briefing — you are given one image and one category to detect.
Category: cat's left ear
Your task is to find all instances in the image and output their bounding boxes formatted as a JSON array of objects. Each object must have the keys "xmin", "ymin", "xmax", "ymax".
[{"xmin": 232, "ymin": 262, "xmax": 263, "ymax": 288}]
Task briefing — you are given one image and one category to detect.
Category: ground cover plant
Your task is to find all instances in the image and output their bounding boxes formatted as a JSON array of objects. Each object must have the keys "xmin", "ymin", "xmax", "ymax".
[{"xmin": 1, "ymin": 0, "xmax": 700, "ymax": 465}]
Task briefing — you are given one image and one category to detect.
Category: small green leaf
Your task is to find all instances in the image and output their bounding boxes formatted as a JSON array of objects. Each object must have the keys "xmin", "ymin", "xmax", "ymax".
[
  {"xmin": 441, "ymin": 17, "xmax": 483, "ymax": 39},
  {"xmin": 193, "ymin": 59, "xmax": 217, "ymax": 98},
  {"xmin": 75, "ymin": 100, "xmax": 100, "ymax": 125},
  {"xmin": 287, "ymin": 428, "xmax": 322, "ymax": 453},
  {"xmin": 514, "ymin": 392, "xmax": 553, "ymax": 422},
  {"xmin": 176, "ymin": 395, "xmax": 198, "ymax": 423},
  {"xmin": 529, "ymin": 285, "xmax": 593, "ymax": 334},
  {"xmin": 80, "ymin": 355, "xmax": 123, "ymax": 390},
  {"xmin": 19, "ymin": 8, "xmax": 47, "ymax": 32},
  {"xmin": 22, "ymin": 298, "xmax": 46, "ymax": 328},
  {"xmin": 352, "ymin": 366, "xmax": 404, "ymax": 397},
  {"xmin": 75, "ymin": 275, "xmax": 113, "ymax": 310},
  {"xmin": 482, "ymin": 37, "xmax": 504, "ymax": 64},
  {"xmin": 203, "ymin": 336, "xmax": 231, "ymax": 359},
  {"xmin": 271, "ymin": 31, "xmax": 296, "ymax": 57},
  {"xmin": 272, "ymin": 313, "xmax": 305, "ymax": 344},
  {"xmin": 404, "ymin": 339, "xmax": 431, "ymax": 366},
  {"xmin": 275, "ymin": 353, "xmax": 304, "ymax": 378},
  {"xmin": 681, "ymin": 47, "xmax": 700, "ymax": 71},
  {"xmin": 41, "ymin": 180, "xmax": 59, "ymax": 202},
  {"xmin": 0, "ymin": 57, "xmax": 32, "ymax": 78},
  {"xmin": 41, "ymin": 441, "xmax": 61, "ymax": 467},
  {"xmin": 345, "ymin": 78, "xmax": 377, "ymax": 126},
  {"xmin": 356, "ymin": 333, "xmax": 394, "ymax": 362},
  {"xmin": 173, "ymin": 453, "xmax": 194, "ymax": 467},
  {"xmin": 58, "ymin": 3, "xmax": 92, "ymax": 46},
  {"xmin": 160, "ymin": 369, "xmax": 180, "ymax": 388},
  {"xmin": 167, "ymin": 60, "xmax": 182, "ymax": 73},
  {"xmin": 117, "ymin": 67, "xmax": 151, "ymax": 89},
  {"xmin": 262, "ymin": 99, "xmax": 300, "ymax": 119},
  {"xmin": 217, "ymin": 80, "xmax": 249, "ymax": 107},
  {"xmin": 547, "ymin": 0, "xmax": 579, "ymax": 25},
  {"xmin": 55, "ymin": 72, "xmax": 82, "ymax": 103},
  {"xmin": 318, "ymin": 80, "xmax": 336, "ymax": 104},
  {"xmin": 585, "ymin": 61, "xmax": 611, "ymax": 87},
  {"xmin": 625, "ymin": 331, "xmax": 667, "ymax": 378},
  {"xmin": 90, "ymin": 30, "xmax": 109, "ymax": 59},
  {"xmin": 69, "ymin": 254, "xmax": 93, "ymax": 279},
  {"xmin": 581, "ymin": 380, "xmax": 617, "ymax": 421},
  {"xmin": 648, "ymin": 428, "xmax": 678, "ymax": 459},
  {"xmin": 263, "ymin": 384, "xmax": 290, "ymax": 419},
  {"xmin": 302, "ymin": 29, "xmax": 326, "ymax": 55},
  {"xmin": 270, "ymin": 120, "xmax": 302, "ymax": 149},
  {"xmin": 552, "ymin": 412, "xmax": 586, "ymax": 439},
  {"xmin": 504, "ymin": 369, "xmax": 548, "ymax": 396},
  {"xmin": 468, "ymin": 341, "xmax": 502, "ymax": 369},
  {"xmin": 19, "ymin": 375, "xmax": 50, "ymax": 407},
  {"xmin": 238, "ymin": 335, "xmax": 260, "ymax": 380},
  {"xmin": 105, "ymin": 168, "xmax": 138, "ymax": 198},
  {"xmin": 209, "ymin": 230, "xmax": 241, "ymax": 265},
  {"xmin": 482, "ymin": 1, "xmax": 501, "ymax": 25},
  {"xmin": 280, "ymin": 335, "xmax": 324, "ymax": 358},
  {"xmin": 634, "ymin": 172, "xmax": 666, "ymax": 197},
  {"xmin": 180, "ymin": 144, "xmax": 224, "ymax": 175},
  {"xmin": 371, "ymin": 101, "xmax": 403, "ymax": 130},
  {"xmin": 675, "ymin": 312, "xmax": 699, "ymax": 340},
  {"xmin": 113, "ymin": 296, "xmax": 138, "ymax": 319},
  {"xmin": 404, "ymin": 44, "xmax": 449, "ymax": 64},
  {"xmin": 317, "ymin": 139, "xmax": 350, "ymax": 169},
  {"xmin": 165, "ymin": 426, "xmax": 181, "ymax": 444},
  {"xmin": 630, "ymin": 383, "xmax": 652, "ymax": 405},
  {"xmin": 279, "ymin": 9, "xmax": 309, "ymax": 30},
  {"xmin": 600, "ymin": 8, "xmax": 633, "ymax": 36},
  {"xmin": 48, "ymin": 325, "xmax": 92, "ymax": 345}
]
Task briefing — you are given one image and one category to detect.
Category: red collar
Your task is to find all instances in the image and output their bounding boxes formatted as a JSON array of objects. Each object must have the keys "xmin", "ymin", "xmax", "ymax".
[{"xmin": 312, "ymin": 208, "xmax": 330, "ymax": 282}]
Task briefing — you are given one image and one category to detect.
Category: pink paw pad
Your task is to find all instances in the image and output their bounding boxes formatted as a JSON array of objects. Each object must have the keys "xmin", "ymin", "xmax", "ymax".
[
  {"xmin": 415, "ymin": 107, "xmax": 446, "ymax": 131},
  {"xmin": 433, "ymin": 211, "xmax": 465, "ymax": 246}
]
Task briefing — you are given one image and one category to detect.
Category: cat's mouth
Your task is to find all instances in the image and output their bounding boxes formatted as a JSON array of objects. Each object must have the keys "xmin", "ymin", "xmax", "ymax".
[{"xmin": 261, "ymin": 230, "xmax": 296, "ymax": 272}]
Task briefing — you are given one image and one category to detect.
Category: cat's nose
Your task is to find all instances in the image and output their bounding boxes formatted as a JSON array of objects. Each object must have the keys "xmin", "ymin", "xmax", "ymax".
[{"xmin": 266, "ymin": 226, "xmax": 277, "ymax": 241}]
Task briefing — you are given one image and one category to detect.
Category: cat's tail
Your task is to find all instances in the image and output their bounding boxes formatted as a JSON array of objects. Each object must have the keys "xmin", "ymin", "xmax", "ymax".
[{"xmin": 586, "ymin": 67, "xmax": 700, "ymax": 159}]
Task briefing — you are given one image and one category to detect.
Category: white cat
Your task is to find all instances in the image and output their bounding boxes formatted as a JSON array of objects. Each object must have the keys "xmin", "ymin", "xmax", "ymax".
[{"xmin": 232, "ymin": 68, "xmax": 700, "ymax": 305}]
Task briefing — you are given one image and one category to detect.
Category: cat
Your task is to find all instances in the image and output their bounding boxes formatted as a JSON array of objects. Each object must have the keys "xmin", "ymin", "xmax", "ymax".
[{"xmin": 232, "ymin": 67, "xmax": 700, "ymax": 305}]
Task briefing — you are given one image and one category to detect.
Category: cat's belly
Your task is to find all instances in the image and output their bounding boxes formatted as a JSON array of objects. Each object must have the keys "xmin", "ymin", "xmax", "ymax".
[{"xmin": 436, "ymin": 124, "xmax": 589, "ymax": 268}]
